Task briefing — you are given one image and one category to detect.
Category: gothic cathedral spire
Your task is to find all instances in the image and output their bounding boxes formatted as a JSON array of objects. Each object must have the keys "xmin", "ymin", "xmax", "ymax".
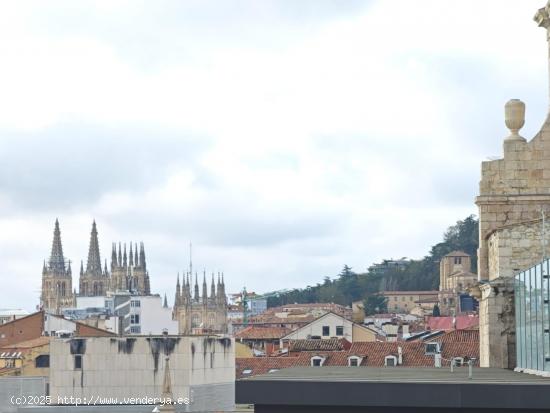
[{"xmin": 86, "ymin": 220, "xmax": 102, "ymax": 277}]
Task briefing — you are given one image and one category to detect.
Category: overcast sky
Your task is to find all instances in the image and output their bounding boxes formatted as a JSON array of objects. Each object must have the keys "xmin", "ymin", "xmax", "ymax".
[{"xmin": 0, "ymin": 0, "xmax": 548, "ymax": 311}]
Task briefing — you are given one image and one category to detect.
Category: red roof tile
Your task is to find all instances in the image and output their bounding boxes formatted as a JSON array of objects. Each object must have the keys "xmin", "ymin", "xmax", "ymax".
[
  {"xmin": 235, "ymin": 326, "xmax": 291, "ymax": 340},
  {"xmin": 426, "ymin": 315, "xmax": 479, "ymax": 331}
]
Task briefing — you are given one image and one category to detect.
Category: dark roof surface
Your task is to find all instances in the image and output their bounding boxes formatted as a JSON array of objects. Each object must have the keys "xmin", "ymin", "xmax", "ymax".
[{"xmin": 243, "ymin": 366, "xmax": 550, "ymax": 383}]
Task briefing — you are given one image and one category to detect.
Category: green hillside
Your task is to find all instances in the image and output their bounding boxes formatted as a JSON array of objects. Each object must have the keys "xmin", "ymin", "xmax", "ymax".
[{"xmin": 267, "ymin": 215, "xmax": 478, "ymax": 308}]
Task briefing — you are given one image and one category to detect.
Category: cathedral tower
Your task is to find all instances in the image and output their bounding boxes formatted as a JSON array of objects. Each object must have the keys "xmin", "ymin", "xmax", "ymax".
[
  {"xmin": 173, "ymin": 268, "xmax": 228, "ymax": 334},
  {"xmin": 79, "ymin": 220, "xmax": 109, "ymax": 296},
  {"xmin": 110, "ymin": 241, "xmax": 151, "ymax": 295},
  {"xmin": 41, "ymin": 219, "xmax": 75, "ymax": 313}
]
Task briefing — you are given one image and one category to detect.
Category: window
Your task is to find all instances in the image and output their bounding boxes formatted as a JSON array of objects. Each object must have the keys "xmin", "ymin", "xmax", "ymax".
[
  {"xmin": 425, "ymin": 342, "xmax": 440, "ymax": 355},
  {"xmin": 454, "ymin": 257, "xmax": 462, "ymax": 265},
  {"xmin": 130, "ymin": 326, "xmax": 141, "ymax": 334},
  {"xmin": 311, "ymin": 356, "xmax": 325, "ymax": 366},
  {"xmin": 336, "ymin": 326, "xmax": 344, "ymax": 336},
  {"xmin": 322, "ymin": 326, "xmax": 330, "ymax": 336},
  {"xmin": 74, "ymin": 355, "xmax": 82, "ymax": 369},
  {"xmin": 242, "ymin": 369, "xmax": 252, "ymax": 375},
  {"xmin": 348, "ymin": 356, "xmax": 362, "ymax": 367},
  {"xmin": 5, "ymin": 359, "xmax": 15, "ymax": 368},
  {"xmin": 384, "ymin": 355, "xmax": 397, "ymax": 367},
  {"xmin": 131, "ymin": 300, "xmax": 141, "ymax": 308},
  {"xmin": 35, "ymin": 355, "xmax": 50, "ymax": 368},
  {"xmin": 130, "ymin": 314, "xmax": 140, "ymax": 324}
]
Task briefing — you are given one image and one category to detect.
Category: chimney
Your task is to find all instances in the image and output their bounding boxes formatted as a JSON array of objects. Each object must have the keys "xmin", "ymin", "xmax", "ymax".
[
  {"xmin": 434, "ymin": 353, "xmax": 442, "ymax": 368},
  {"xmin": 397, "ymin": 346, "xmax": 403, "ymax": 365}
]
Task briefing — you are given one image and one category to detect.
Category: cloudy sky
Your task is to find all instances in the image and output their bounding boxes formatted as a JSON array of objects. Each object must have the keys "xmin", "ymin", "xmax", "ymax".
[{"xmin": 0, "ymin": 0, "xmax": 548, "ymax": 311}]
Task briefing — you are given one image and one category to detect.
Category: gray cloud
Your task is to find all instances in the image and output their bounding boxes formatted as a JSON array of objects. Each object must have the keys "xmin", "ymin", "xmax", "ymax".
[{"xmin": 0, "ymin": 123, "xmax": 211, "ymax": 210}]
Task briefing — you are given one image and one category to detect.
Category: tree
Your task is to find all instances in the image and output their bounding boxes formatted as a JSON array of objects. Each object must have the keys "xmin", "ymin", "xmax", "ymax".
[
  {"xmin": 432, "ymin": 304, "xmax": 441, "ymax": 317},
  {"xmin": 363, "ymin": 294, "xmax": 388, "ymax": 316}
]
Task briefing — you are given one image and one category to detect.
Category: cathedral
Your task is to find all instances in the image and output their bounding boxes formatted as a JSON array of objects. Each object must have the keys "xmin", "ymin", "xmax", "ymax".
[
  {"xmin": 41, "ymin": 219, "xmax": 151, "ymax": 314},
  {"xmin": 40, "ymin": 219, "xmax": 76, "ymax": 313},
  {"xmin": 173, "ymin": 272, "xmax": 228, "ymax": 334}
]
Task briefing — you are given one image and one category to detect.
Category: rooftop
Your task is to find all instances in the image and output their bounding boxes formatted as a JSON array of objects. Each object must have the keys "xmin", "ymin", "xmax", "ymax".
[
  {"xmin": 236, "ymin": 367, "xmax": 550, "ymax": 410},
  {"xmin": 243, "ymin": 366, "xmax": 550, "ymax": 383}
]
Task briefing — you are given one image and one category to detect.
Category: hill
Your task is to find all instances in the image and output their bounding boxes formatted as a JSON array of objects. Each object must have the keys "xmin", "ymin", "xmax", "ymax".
[{"xmin": 267, "ymin": 215, "xmax": 478, "ymax": 308}]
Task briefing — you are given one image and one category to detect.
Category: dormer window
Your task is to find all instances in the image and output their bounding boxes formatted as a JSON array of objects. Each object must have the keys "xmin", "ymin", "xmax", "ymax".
[
  {"xmin": 242, "ymin": 369, "xmax": 252, "ymax": 375},
  {"xmin": 384, "ymin": 355, "xmax": 397, "ymax": 367},
  {"xmin": 348, "ymin": 356, "xmax": 363, "ymax": 367},
  {"xmin": 311, "ymin": 356, "xmax": 325, "ymax": 366},
  {"xmin": 425, "ymin": 342, "xmax": 441, "ymax": 355}
]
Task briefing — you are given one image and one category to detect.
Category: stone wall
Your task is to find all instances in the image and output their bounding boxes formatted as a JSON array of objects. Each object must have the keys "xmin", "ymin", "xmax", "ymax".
[
  {"xmin": 487, "ymin": 219, "xmax": 549, "ymax": 280},
  {"xmin": 49, "ymin": 335, "xmax": 235, "ymax": 411},
  {"xmin": 477, "ymin": 132, "xmax": 550, "ymax": 281}
]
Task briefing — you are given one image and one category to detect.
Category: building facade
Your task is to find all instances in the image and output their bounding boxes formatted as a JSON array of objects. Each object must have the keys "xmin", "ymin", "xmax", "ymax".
[
  {"xmin": 438, "ymin": 251, "xmax": 478, "ymax": 316},
  {"xmin": 173, "ymin": 273, "xmax": 228, "ymax": 334},
  {"xmin": 382, "ymin": 291, "xmax": 439, "ymax": 314},
  {"xmin": 49, "ymin": 335, "xmax": 235, "ymax": 411}
]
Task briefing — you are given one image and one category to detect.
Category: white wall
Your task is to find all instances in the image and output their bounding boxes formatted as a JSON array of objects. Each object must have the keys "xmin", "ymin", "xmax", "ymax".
[
  {"xmin": 44, "ymin": 313, "xmax": 77, "ymax": 335},
  {"xmin": 76, "ymin": 296, "xmax": 107, "ymax": 309},
  {"xmin": 283, "ymin": 313, "xmax": 353, "ymax": 342},
  {"xmin": 49, "ymin": 336, "xmax": 235, "ymax": 410},
  {"xmin": 137, "ymin": 296, "xmax": 178, "ymax": 335}
]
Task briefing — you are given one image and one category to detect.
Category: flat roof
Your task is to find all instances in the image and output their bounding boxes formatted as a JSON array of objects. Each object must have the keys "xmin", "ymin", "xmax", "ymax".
[
  {"xmin": 243, "ymin": 366, "xmax": 550, "ymax": 384},
  {"xmin": 236, "ymin": 367, "xmax": 550, "ymax": 410}
]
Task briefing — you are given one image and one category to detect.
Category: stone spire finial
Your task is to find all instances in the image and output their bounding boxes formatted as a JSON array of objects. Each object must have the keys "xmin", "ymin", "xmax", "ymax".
[
  {"xmin": 86, "ymin": 220, "xmax": 102, "ymax": 276},
  {"xmin": 159, "ymin": 356, "xmax": 175, "ymax": 412},
  {"xmin": 134, "ymin": 243, "xmax": 138, "ymax": 267},
  {"xmin": 202, "ymin": 271, "xmax": 207, "ymax": 302},
  {"xmin": 129, "ymin": 243, "xmax": 134, "ymax": 266},
  {"xmin": 49, "ymin": 219, "xmax": 66, "ymax": 273},
  {"xmin": 175, "ymin": 273, "xmax": 181, "ymax": 307},
  {"xmin": 80, "ymin": 260, "xmax": 84, "ymax": 276},
  {"xmin": 117, "ymin": 242, "xmax": 122, "ymax": 266},
  {"xmin": 111, "ymin": 243, "xmax": 117, "ymax": 267},
  {"xmin": 211, "ymin": 273, "xmax": 216, "ymax": 299},
  {"xmin": 163, "ymin": 293, "xmax": 168, "ymax": 308},
  {"xmin": 504, "ymin": 99, "xmax": 526, "ymax": 141},
  {"xmin": 139, "ymin": 242, "xmax": 146, "ymax": 270},
  {"xmin": 123, "ymin": 243, "xmax": 127, "ymax": 268},
  {"xmin": 194, "ymin": 273, "xmax": 199, "ymax": 301}
]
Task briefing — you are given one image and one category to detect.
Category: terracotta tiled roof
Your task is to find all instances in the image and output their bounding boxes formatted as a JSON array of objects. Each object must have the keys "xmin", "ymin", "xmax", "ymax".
[
  {"xmin": 349, "ymin": 341, "xmax": 479, "ymax": 367},
  {"xmin": 235, "ymin": 326, "xmax": 291, "ymax": 340},
  {"xmin": 444, "ymin": 250, "xmax": 470, "ymax": 257},
  {"xmin": 0, "ymin": 336, "xmax": 50, "ymax": 350},
  {"xmin": 435, "ymin": 329, "xmax": 479, "ymax": 343},
  {"xmin": 237, "ymin": 337, "xmax": 479, "ymax": 378},
  {"xmin": 426, "ymin": 315, "xmax": 479, "ymax": 331},
  {"xmin": 287, "ymin": 338, "xmax": 350, "ymax": 352}
]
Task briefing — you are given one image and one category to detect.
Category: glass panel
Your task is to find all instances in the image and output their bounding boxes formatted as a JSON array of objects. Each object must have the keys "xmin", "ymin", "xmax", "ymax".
[{"xmin": 525, "ymin": 269, "xmax": 533, "ymax": 369}]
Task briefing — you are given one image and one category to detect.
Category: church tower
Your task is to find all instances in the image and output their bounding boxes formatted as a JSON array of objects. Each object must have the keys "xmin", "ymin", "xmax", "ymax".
[
  {"xmin": 41, "ymin": 219, "xmax": 75, "ymax": 314},
  {"xmin": 110, "ymin": 241, "xmax": 151, "ymax": 295},
  {"xmin": 174, "ymin": 268, "xmax": 228, "ymax": 335},
  {"xmin": 79, "ymin": 221, "xmax": 109, "ymax": 296}
]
